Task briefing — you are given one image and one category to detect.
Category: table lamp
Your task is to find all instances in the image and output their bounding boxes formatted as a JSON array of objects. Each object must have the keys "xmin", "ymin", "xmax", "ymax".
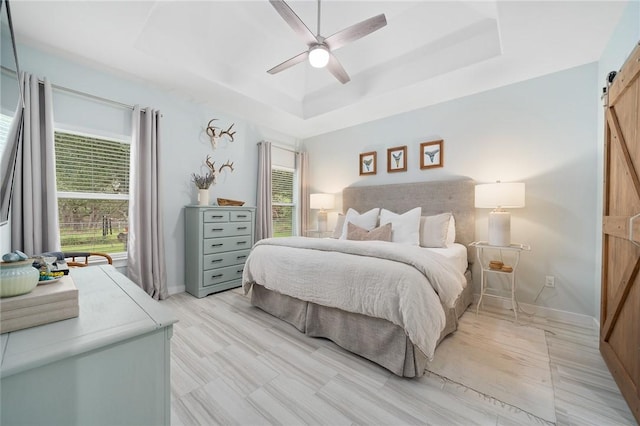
[
  {"xmin": 310, "ymin": 193, "xmax": 335, "ymax": 232},
  {"xmin": 475, "ymin": 182, "xmax": 525, "ymax": 246}
]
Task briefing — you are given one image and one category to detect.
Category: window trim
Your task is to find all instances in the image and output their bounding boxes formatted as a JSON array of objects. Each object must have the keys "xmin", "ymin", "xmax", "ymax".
[
  {"xmin": 54, "ymin": 129, "xmax": 131, "ymax": 257},
  {"xmin": 57, "ymin": 191, "xmax": 129, "ymax": 200}
]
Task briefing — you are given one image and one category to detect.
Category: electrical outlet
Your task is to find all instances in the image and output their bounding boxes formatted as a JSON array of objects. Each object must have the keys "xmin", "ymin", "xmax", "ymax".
[{"xmin": 545, "ymin": 275, "xmax": 555, "ymax": 288}]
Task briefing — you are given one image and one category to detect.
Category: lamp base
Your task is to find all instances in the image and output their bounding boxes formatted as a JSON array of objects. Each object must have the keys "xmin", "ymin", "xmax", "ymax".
[
  {"xmin": 488, "ymin": 211, "xmax": 511, "ymax": 246},
  {"xmin": 317, "ymin": 210, "xmax": 328, "ymax": 233}
]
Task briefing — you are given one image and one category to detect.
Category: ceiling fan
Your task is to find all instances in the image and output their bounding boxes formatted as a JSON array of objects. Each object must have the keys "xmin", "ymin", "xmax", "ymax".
[{"xmin": 267, "ymin": 0, "xmax": 387, "ymax": 84}]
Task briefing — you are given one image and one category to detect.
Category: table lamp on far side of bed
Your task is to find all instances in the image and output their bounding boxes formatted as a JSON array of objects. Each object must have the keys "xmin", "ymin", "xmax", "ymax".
[
  {"xmin": 310, "ymin": 193, "xmax": 335, "ymax": 233},
  {"xmin": 475, "ymin": 181, "xmax": 525, "ymax": 246}
]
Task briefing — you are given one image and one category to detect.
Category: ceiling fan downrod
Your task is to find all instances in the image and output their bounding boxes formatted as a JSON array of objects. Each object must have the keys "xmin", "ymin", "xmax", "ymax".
[{"xmin": 316, "ymin": 0, "xmax": 321, "ymax": 37}]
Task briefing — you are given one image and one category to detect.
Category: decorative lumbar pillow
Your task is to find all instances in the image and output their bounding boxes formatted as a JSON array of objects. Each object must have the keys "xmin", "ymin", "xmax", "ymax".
[
  {"xmin": 379, "ymin": 207, "xmax": 422, "ymax": 245},
  {"xmin": 346, "ymin": 222, "xmax": 392, "ymax": 242},
  {"xmin": 332, "ymin": 214, "xmax": 345, "ymax": 239},
  {"xmin": 420, "ymin": 212, "xmax": 452, "ymax": 248},
  {"xmin": 339, "ymin": 208, "xmax": 380, "ymax": 239}
]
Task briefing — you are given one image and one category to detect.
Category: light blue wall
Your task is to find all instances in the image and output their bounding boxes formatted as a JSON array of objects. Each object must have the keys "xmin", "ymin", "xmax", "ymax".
[
  {"xmin": 304, "ymin": 63, "xmax": 599, "ymax": 316},
  {"xmin": 595, "ymin": 1, "xmax": 640, "ymax": 323},
  {"xmin": 8, "ymin": 43, "xmax": 298, "ymax": 294}
]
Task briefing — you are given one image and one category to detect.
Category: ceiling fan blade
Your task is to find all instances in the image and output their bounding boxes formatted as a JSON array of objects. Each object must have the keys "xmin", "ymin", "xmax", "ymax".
[
  {"xmin": 324, "ymin": 14, "xmax": 387, "ymax": 51},
  {"xmin": 326, "ymin": 53, "xmax": 350, "ymax": 84},
  {"xmin": 269, "ymin": 0, "xmax": 318, "ymax": 46},
  {"xmin": 267, "ymin": 50, "xmax": 309, "ymax": 75}
]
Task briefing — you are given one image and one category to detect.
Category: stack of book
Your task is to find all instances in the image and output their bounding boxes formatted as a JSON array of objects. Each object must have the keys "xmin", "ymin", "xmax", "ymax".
[{"xmin": 0, "ymin": 276, "xmax": 79, "ymax": 334}]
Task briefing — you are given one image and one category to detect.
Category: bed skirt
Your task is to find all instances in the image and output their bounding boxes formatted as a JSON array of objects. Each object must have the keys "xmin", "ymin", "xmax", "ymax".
[{"xmin": 249, "ymin": 270, "xmax": 473, "ymax": 377}]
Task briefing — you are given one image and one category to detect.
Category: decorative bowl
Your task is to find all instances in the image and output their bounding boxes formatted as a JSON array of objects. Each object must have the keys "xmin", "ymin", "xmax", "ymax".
[
  {"xmin": 217, "ymin": 198, "xmax": 245, "ymax": 206},
  {"xmin": 0, "ymin": 259, "xmax": 39, "ymax": 298}
]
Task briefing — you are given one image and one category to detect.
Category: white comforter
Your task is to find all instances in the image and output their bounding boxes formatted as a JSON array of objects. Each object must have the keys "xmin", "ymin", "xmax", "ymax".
[{"xmin": 242, "ymin": 237, "xmax": 467, "ymax": 360}]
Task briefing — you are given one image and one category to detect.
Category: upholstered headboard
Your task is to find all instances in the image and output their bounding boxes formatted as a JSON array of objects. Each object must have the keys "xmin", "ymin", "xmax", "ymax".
[{"xmin": 342, "ymin": 178, "xmax": 476, "ymax": 253}]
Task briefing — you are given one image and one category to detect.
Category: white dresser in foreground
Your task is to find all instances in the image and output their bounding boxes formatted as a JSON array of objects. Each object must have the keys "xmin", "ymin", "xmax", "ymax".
[
  {"xmin": 184, "ymin": 205, "xmax": 255, "ymax": 298},
  {"xmin": 0, "ymin": 265, "xmax": 177, "ymax": 426}
]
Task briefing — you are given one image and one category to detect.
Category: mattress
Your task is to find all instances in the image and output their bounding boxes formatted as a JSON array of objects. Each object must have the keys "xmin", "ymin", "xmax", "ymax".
[{"xmin": 424, "ymin": 243, "xmax": 469, "ymax": 274}]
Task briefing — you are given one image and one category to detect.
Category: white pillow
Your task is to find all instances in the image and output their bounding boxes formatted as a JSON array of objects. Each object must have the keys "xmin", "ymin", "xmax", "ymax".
[
  {"xmin": 380, "ymin": 207, "xmax": 422, "ymax": 245},
  {"xmin": 446, "ymin": 214, "xmax": 456, "ymax": 246},
  {"xmin": 339, "ymin": 208, "xmax": 380, "ymax": 239},
  {"xmin": 420, "ymin": 212, "xmax": 452, "ymax": 248}
]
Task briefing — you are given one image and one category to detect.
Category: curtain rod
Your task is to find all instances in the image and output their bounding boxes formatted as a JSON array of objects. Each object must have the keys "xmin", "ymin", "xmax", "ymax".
[
  {"xmin": 257, "ymin": 141, "xmax": 299, "ymax": 154},
  {"xmin": 1, "ymin": 65, "xmax": 135, "ymax": 111}
]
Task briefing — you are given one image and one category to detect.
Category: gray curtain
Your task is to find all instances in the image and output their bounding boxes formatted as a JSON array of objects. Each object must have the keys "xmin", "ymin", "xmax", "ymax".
[
  {"xmin": 127, "ymin": 106, "xmax": 168, "ymax": 300},
  {"xmin": 11, "ymin": 73, "xmax": 61, "ymax": 254},
  {"xmin": 297, "ymin": 151, "xmax": 309, "ymax": 236},
  {"xmin": 256, "ymin": 141, "xmax": 272, "ymax": 240}
]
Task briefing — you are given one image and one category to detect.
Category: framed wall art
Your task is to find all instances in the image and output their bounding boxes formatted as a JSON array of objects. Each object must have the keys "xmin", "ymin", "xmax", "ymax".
[
  {"xmin": 420, "ymin": 140, "xmax": 443, "ymax": 170},
  {"xmin": 359, "ymin": 151, "xmax": 377, "ymax": 176},
  {"xmin": 387, "ymin": 146, "xmax": 407, "ymax": 173}
]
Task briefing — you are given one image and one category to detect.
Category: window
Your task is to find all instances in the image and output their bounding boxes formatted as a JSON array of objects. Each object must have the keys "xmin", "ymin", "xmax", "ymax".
[
  {"xmin": 55, "ymin": 131, "xmax": 130, "ymax": 254},
  {"xmin": 272, "ymin": 166, "xmax": 297, "ymax": 237},
  {"xmin": 0, "ymin": 113, "xmax": 11, "ymax": 150}
]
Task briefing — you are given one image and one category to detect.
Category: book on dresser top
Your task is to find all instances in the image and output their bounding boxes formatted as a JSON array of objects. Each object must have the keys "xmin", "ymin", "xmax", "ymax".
[{"xmin": 0, "ymin": 275, "xmax": 79, "ymax": 333}]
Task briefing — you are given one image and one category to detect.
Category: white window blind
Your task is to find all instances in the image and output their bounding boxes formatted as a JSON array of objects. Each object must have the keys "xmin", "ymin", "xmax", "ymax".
[
  {"xmin": 53, "ymin": 90, "xmax": 132, "ymax": 142},
  {"xmin": 0, "ymin": 113, "xmax": 11, "ymax": 157},
  {"xmin": 272, "ymin": 167, "xmax": 297, "ymax": 237},
  {"xmin": 56, "ymin": 132, "xmax": 130, "ymax": 195}
]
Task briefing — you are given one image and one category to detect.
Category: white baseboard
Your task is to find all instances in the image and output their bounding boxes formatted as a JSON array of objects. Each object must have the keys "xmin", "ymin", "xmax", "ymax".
[
  {"xmin": 168, "ymin": 284, "xmax": 185, "ymax": 296},
  {"xmin": 473, "ymin": 293, "xmax": 596, "ymax": 329}
]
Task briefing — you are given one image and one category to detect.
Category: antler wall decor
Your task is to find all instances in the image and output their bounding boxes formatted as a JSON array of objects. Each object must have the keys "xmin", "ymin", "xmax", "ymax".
[
  {"xmin": 219, "ymin": 160, "xmax": 235, "ymax": 173},
  {"xmin": 205, "ymin": 155, "xmax": 235, "ymax": 175},
  {"xmin": 206, "ymin": 118, "xmax": 236, "ymax": 149}
]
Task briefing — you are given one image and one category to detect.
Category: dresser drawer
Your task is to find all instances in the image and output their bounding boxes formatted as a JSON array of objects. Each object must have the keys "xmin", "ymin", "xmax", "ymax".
[
  {"xmin": 230, "ymin": 211, "xmax": 252, "ymax": 222},
  {"xmin": 203, "ymin": 250, "xmax": 250, "ymax": 270},
  {"xmin": 203, "ymin": 210, "xmax": 230, "ymax": 222},
  {"xmin": 203, "ymin": 235, "xmax": 252, "ymax": 254},
  {"xmin": 202, "ymin": 264, "xmax": 245, "ymax": 287},
  {"xmin": 203, "ymin": 222, "xmax": 252, "ymax": 238}
]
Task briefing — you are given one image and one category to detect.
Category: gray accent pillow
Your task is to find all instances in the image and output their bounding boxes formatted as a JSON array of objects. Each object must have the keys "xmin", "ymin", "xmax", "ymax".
[{"xmin": 347, "ymin": 222, "xmax": 392, "ymax": 242}]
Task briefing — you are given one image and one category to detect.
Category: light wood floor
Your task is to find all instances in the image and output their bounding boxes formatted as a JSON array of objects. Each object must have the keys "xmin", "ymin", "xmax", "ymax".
[{"xmin": 163, "ymin": 289, "xmax": 636, "ymax": 426}]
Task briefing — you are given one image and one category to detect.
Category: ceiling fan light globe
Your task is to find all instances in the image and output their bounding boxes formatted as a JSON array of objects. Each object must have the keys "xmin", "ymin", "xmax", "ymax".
[{"xmin": 308, "ymin": 45, "xmax": 330, "ymax": 68}]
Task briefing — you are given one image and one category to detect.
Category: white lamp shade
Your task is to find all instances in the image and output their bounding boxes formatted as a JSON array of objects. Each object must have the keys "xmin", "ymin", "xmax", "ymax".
[
  {"xmin": 475, "ymin": 182, "xmax": 525, "ymax": 209},
  {"xmin": 310, "ymin": 193, "xmax": 335, "ymax": 210},
  {"xmin": 308, "ymin": 45, "xmax": 330, "ymax": 68}
]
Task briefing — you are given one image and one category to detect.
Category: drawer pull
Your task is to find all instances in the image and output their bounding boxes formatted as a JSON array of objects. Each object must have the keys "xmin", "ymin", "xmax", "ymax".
[
  {"xmin": 211, "ymin": 259, "xmax": 223, "ymax": 263},
  {"xmin": 212, "ymin": 274, "xmax": 223, "ymax": 279},
  {"xmin": 211, "ymin": 215, "xmax": 224, "ymax": 218},
  {"xmin": 237, "ymin": 255, "xmax": 247, "ymax": 260},
  {"xmin": 237, "ymin": 241, "xmax": 247, "ymax": 245},
  {"xmin": 237, "ymin": 215, "xmax": 247, "ymax": 218},
  {"xmin": 211, "ymin": 243, "xmax": 224, "ymax": 247},
  {"xmin": 211, "ymin": 228, "xmax": 224, "ymax": 231},
  {"xmin": 237, "ymin": 226, "xmax": 247, "ymax": 230},
  {"xmin": 237, "ymin": 269, "xmax": 244, "ymax": 273}
]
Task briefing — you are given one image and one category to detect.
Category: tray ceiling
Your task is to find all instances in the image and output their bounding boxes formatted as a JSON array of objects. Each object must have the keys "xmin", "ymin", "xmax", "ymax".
[{"xmin": 10, "ymin": 1, "xmax": 628, "ymax": 138}]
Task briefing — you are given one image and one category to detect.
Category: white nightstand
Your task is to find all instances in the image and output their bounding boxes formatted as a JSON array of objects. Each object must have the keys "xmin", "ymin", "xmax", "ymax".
[{"xmin": 470, "ymin": 241, "xmax": 531, "ymax": 322}]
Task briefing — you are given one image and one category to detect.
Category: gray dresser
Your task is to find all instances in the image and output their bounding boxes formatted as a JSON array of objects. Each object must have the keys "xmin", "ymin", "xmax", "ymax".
[{"xmin": 184, "ymin": 206, "xmax": 255, "ymax": 298}]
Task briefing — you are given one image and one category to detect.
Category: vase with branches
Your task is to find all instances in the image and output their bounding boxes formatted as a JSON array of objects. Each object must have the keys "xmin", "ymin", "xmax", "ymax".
[{"xmin": 192, "ymin": 156, "xmax": 217, "ymax": 205}]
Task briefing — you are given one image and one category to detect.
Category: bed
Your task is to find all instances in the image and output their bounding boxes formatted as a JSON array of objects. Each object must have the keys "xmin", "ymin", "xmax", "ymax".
[{"xmin": 243, "ymin": 178, "xmax": 475, "ymax": 377}]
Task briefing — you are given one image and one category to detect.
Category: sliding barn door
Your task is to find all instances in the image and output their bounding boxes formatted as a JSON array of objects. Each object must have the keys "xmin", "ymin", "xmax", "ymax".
[{"xmin": 601, "ymin": 41, "xmax": 640, "ymax": 424}]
